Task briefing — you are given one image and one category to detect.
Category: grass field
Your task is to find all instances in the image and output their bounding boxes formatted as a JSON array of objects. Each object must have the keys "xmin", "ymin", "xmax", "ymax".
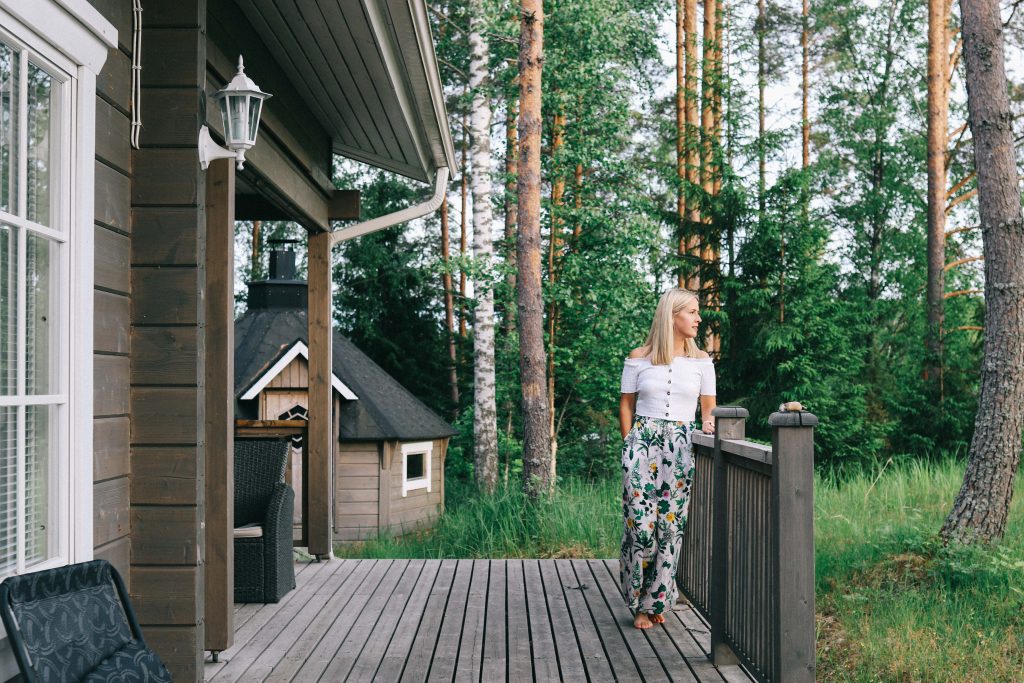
[{"xmin": 335, "ymin": 459, "xmax": 1024, "ymax": 681}]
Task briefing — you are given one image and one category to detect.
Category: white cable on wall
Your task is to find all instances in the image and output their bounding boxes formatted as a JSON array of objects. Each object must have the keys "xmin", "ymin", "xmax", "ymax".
[{"xmin": 130, "ymin": 0, "xmax": 142, "ymax": 149}]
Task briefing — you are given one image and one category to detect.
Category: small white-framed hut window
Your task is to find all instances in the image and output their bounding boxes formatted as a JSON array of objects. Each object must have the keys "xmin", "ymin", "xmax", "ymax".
[{"xmin": 401, "ymin": 441, "xmax": 432, "ymax": 497}]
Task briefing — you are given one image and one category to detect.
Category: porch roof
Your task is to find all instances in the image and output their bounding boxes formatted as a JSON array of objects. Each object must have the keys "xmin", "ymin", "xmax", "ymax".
[{"xmin": 241, "ymin": 0, "xmax": 457, "ymax": 183}]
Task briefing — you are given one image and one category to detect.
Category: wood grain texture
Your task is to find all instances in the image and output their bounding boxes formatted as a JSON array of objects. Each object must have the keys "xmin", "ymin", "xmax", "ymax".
[
  {"xmin": 93, "ymin": 478, "xmax": 130, "ymax": 547},
  {"xmin": 94, "ymin": 416, "xmax": 130, "ymax": 480},
  {"xmin": 131, "ymin": 267, "xmax": 199, "ymax": 325},
  {"xmin": 139, "ymin": 87, "xmax": 202, "ymax": 147},
  {"xmin": 131, "ymin": 567, "xmax": 202, "ymax": 625},
  {"xmin": 140, "ymin": 28, "xmax": 203, "ymax": 88},
  {"xmin": 145, "ymin": 625, "xmax": 203, "ymax": 683},
  {"xmin": 307, "ymin": 231, "xmax": 332, "ymax": 556},
  {"xmin": 94, "ymin": 354, "xmax": 129, "ymax": 416},
  {"xmin": 131, "ymin": 207, "xmax": 200, "ymax": 265},
  {"xmin": 95, "ymin": 225, "xmax": 130, "ymax": 293},
  {"xmin": 93, "ymin": 536, "xmax": 131, "ymax": 584},
  {"xmin": 130, "ymin": 387, "xmax": 199, "ymax": 444},
  {"xmin": 130, "ymin": 326, "xmax": 198, "ymax": 385},
  {"xmin": 97, "ymin": 48, "xmax": 131, "ymax": 113},
  {"xmin": 95, "ymin": 161, "xmax": 130, "ymax": 231},
  {"xmin": 132, "ymin": 446, "xmax": 200, "ymax": 505},
  {"xmin": 131, "ymin": 506, "xmax": 201, "ymax": 565},
  {"xmin": 132, "ymin": 149, "xmax": 200, "ymax": 206},
  {"xmin": 94, "ymin": 290, "xmax": 130, "ymax": 353},
  {"xmin": 94, "ymin": 95, "xmax": 131, "ymax": 172}
]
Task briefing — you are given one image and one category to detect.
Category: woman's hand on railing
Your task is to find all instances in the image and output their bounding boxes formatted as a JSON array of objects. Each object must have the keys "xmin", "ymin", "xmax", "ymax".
[{"xmin": 702, "ymin": 419, "xmax": 715, "ymax": 434}]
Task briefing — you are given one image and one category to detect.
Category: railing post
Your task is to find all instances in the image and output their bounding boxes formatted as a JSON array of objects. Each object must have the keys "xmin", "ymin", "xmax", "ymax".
[
  {"xmin": 709, "ymin": 406, "xmax": 748, "ymax": 665},
  {"xmin": 769, "ymin": 410, "xmax": 818, "ymax": 683}
]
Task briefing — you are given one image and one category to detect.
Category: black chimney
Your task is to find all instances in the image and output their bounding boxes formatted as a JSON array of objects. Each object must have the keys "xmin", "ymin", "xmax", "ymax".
[{"xmin": 247, "ymin": 240, "xmax": 307, "ymax": 310}]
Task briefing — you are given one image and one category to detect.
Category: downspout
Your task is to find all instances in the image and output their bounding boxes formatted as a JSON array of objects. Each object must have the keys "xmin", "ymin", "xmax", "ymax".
[{"xmin": 305, "ymin": 166, "xmax": 449, "ymax": 558}]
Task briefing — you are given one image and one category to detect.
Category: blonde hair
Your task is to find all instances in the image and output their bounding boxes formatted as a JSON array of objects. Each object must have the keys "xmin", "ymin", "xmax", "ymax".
[{"xmin": 644, "ymin": 288, "xmax": 701, "ymax": 365}]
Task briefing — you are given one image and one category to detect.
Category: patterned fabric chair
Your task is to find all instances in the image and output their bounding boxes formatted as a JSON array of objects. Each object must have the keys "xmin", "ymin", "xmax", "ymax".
[
  {"xmin": 0, "ymin": 560, "xmax": 172, "ymax": 682},
  {"xmin": 234, "ymin": 438, "xmax": 296, "ymax": 603}
]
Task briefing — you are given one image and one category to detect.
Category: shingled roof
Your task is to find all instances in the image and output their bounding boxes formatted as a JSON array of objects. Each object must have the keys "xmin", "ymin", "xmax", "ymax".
[{"xmin": 234, "ymin": 303, "xmax": 455, "ymax": 442}]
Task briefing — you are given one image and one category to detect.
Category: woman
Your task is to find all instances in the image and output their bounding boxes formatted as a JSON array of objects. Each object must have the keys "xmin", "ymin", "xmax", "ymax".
[{"xmin": 619, "ymin": 288, "xmax": 716, "ymax": 629}]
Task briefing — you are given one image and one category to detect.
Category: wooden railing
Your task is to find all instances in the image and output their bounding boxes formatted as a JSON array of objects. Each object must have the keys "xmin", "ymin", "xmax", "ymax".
[{"xmin": 676, "ymin": 406, "xmax": 817, "ymax": 683}]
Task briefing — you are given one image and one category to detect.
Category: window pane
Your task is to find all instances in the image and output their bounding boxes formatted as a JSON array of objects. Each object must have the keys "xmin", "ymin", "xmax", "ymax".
[
  {"xmin": 247, "ymin": 98, "xmax": 261, "ymax": 144},
  {"xmin": 0, "ymin": 224, "xmax": 15, "ymax": 395},
  {"xmin": 27, "ymin": 62, "xmax": 55, "ymax": 227},
  {"xmin": 0, "ymin": 406, "xmax": 14, "ymax": 574},
  {"xmin": 24, "ymin": 404, "xmax": 52, "ymax": 567},
  {"xmin": 406, "ymin": 452, "xmax": 424, "ymax": 480},
  {"xmin": 0, "ymin": 43, "xmax": 17, "ymax": 215},
  {"xmin": 25, "ymin": 233, "xmax": 55, "ymax": 395}
]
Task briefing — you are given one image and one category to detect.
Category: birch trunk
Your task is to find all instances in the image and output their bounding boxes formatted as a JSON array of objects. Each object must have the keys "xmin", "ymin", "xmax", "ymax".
[
  {"xmin": 469, "ymin": 3, "xmax": 498, "ymax": 494},
  {"xmin": 941, "ymin": 0, "xmax": 1024, "ymax": 544},
  {"xmin": 459, "ymin": 112, "xmax": 469, "ymax": 338},
  {"xmin": 440, "ymin": 195, "xmax": 459, "ymax": 413},
  {"xmin": 926, "ymin": 0, "xmax": 949, "ymax": 392},
  {"xmin": 518, "ymin": 0, "xmax": 552, "ymax": 498}
]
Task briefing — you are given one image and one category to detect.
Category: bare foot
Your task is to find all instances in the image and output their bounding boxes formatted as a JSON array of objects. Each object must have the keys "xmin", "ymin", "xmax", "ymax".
[
  {"xmin": 651, "ymin": 612, "xmax": 666, "ymax": 624},
  {"xmin": 633, "ymin": 613, "xmax": 654, "ymax": 629}
]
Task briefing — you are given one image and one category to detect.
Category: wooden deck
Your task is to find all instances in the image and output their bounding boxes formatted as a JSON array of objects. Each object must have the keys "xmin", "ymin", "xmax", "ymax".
[{"xmin": 204, "ymin": 559, "xmax": 754, "ymax": 683}]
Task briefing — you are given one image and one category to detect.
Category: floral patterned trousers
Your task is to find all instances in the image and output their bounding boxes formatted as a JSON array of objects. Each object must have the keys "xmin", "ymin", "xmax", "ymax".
[{"xmin": 619, "ymin": 415, "xmax": 696, "ymax": 615}]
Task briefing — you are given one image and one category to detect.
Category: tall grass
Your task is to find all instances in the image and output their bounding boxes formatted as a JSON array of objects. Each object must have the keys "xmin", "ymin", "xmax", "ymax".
[
  {"xmin": 816, "ymin": 457, "xmax": 1024, "ymax": 682},
  {"xmin": 334, "ymin": 477, "xmax": 620, "ymax": 559}
]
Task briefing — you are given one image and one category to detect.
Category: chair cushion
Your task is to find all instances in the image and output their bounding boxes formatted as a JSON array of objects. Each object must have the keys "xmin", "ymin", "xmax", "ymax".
[
  {"xmin": 233, "ymin": 523, "xmax": 264, "ymax": 538},
  {"xmin": 82, "ymin": 640, "xmax": 173, "ymax": 682}
]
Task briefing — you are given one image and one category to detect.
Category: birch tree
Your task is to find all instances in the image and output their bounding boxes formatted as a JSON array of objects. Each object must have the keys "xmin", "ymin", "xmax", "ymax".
[
  {"xmin": 941, "ymin": 0, "xmax": 1024, "ymax": 544},
  {"xmin": 518, "ymin": 0, "xmax": 552, "ymax": 498},
  {"xmin": 468, "ymin": 0, "xmax": 499, "ymax": 493}
]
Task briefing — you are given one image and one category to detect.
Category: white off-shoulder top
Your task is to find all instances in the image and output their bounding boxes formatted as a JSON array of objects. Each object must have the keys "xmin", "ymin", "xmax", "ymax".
[{"xmin": 620, "ymin": 356, "xmax": 716, "ymax": 422}]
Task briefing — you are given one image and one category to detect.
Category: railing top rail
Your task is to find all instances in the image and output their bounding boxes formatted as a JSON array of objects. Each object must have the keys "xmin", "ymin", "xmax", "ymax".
[{"xmin": 692, "ymin": 432, "xmax": 773, "ymax": 466}]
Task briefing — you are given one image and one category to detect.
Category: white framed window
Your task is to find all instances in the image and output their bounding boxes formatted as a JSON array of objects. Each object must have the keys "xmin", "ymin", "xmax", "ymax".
[
  {"xmin": 0, "ymin": 0, "xmax": 114, "ymax": 586},
  {"xmin": 401, "ymin": 441, "xmax": 432, "ymax": 497}
]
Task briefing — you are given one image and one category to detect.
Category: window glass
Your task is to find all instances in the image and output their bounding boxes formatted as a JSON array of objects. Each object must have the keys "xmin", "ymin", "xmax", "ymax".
[
  {"xmin": 0, "ymin": 43, "xmax": 17, "ymax": 215},
  {"xmin": 24, "ymin": 404, "xmax": 51, "ymax": 567},
  {"xmin": 25, "ymin": 232, "xmax": 54, "ymax": 395},
  {"xmin": 26, "ymin": 61, "xmax": 55, "ymax": 227},
  {"xmin": 406, "ymin": 452, "xmax": 424, "ymax": 480},
  {"xmin": 0, "ymin": 224, "xmax": 15, "ymax": 395},
  {"xmin": 0, "ymin": 405, "xmax": 15, "ymax": 574}
]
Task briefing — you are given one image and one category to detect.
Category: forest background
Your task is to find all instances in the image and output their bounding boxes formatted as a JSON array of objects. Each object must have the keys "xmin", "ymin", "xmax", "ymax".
[{"xmin": 239, "ymin": 0, "xmax": 1022, "ymax": 482}]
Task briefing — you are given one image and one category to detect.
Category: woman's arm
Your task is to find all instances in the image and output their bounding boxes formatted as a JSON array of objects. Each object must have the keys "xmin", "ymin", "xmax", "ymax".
[
  {"xmin": 700, "ymin": 394, "xmax": 717, "ymax": 434},
  {"xmin": 619, "ymin": 393, "xmax": 637, "ymax": 438}
]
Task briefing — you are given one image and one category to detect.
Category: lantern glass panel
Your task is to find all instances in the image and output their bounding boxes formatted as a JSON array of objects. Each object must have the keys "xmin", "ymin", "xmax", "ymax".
[
  {"xmin": 228, "ymin": 94, "xmax": 248, "ymax": 145},
  {"xmin": 247, "ymin": 98, "xmax": 262, "ymax": 145}
]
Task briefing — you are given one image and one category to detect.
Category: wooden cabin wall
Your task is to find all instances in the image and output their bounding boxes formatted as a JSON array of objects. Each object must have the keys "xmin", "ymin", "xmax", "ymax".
[
  {"xmin": 386, "ymin": 439, "xmax": 447, "ymax": 535},
  {"xmin": 128, "ymin": 1, "xmax": 209, "ymax": 680},
  {"xmin": 335, "ymin": 442, "xmax": 380, "ymax": 541},
  {"xmin": 87, "ymin": 0, "xmax": 133, "ymax": 586}
]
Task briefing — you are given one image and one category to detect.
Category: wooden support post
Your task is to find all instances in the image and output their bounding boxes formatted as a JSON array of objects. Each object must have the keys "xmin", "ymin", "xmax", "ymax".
[
  {"xmin": 378, "ymin": 441, "xmax": 395, "ymax": 534},
  {"xmin": 769, "ymin": 410, "xmax": 818, "ymax": 683},
  {"xmin": 307, "ymin": 232, "xmax": 333, "ymax": 558},
  {"xmin": 709, "ymin": 406, "xmax": 747, "ymax": 666},
  {"xmin": 203, "ymin": 160, "xmax": 234, "ymax": 653}
]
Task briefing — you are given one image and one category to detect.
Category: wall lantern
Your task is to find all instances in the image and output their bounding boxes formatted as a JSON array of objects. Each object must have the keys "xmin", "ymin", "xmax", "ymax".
[{"xmin": 199, "ymin": 55, "xmax": 272, "ymax": 170}]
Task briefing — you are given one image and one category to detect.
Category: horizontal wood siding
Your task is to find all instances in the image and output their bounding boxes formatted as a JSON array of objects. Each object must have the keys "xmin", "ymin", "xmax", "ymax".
[
  {"xmin": 334, "ymin": 444, "xmax": 379, "ymax": 536},
  {"xmin": 129, "ymin": 3, "xmax": 207, "ymax": 679},
  {"xmin": 88, "ymin": 0, "xmax": 134, "ymax": 589},
  {"xmin": 387, "ymin": 439, "xmax": 445, "ymax": 536}
]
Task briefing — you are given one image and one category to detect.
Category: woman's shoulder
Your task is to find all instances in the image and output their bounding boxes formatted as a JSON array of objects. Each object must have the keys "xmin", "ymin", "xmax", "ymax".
[
  {"xmin": 694, "ymin": 349, "xmax": 711, "ymax": 359},
  {"xmin": 627, "ymin": 345, "xmax": 651, "ymax": 360}
]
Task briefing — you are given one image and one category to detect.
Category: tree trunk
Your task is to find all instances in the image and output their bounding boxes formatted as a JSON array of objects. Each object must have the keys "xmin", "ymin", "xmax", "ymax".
[
  {"xmin": 684, "ymin": 0, "xmax": 701, "ymax": 291},
  {"xmin": 701, "ymin": 0, "xmax": 720, "ymax": 352},
  {"xmin": 504, "ymin": 98, "xmax": 519, "ymax": 336},
  {"xmin": 459, "ymin": 112, "xmax": 469, "ymax": 338},
  {"xmin": 926, "ymin": 0, "xmax": 949, "ymax": 393},
  {"xmin": 676, "ymin": 0, "xmax": 687, "ymax": 287},
  {"xmin": 941, "ymin": 0, "xmax": 1024, "ymax": 544},
  {"xmin": 548, "ymin": 110, "xmax": 565, "ymax": 485},
  {"xmin": 757, "ymin": 0, "xmax": 766, "ymax": 222},
  {"xmin": 469, "ymin": 6, "xmax": 498, "ymax": 494},
  {"xmin": 801, "ymin": 0, "xmax": 810, "ymax": 170},
  {"xmin": 251, "ymin": 220, "xmax": 262, "ymax": 278},
  {"xmin": 518, "ymin": 0, "xmax": 552, "ymax": 498},
  {"xmin": 440, "ymin": 195, "xmax": 460, "ymax": 414}
]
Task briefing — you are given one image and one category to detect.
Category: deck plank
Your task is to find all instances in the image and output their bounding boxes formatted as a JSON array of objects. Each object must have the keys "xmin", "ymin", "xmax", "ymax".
[
  {"xmin": 208, "ymin": 558, "xmax": 348, "ymax": 682},
  {"xmin": 538, "ymin": 560, "xmax": 591, "ymax": 682},
  {"xmin": 571, "ymin": 559, "xmax": 672, "ymax": 683},
  {"xmin": 351, "ymin": 559, "xmax": 441, "ymax": 682},
  {"xmin": 425, "ymin": 559, "xmax": 473, "ymax": 682},
  {"xmin": 522, "ymin": 560, "xmax": 560, "ymax": 682},
  {"xmin": 505, "ymin": 560, "xmax": 533, "ymax": 683},
  {"xmin": 453, "ymin": 559, "xmax": 489, "ymax": 682},
  {"xmin": 290, "ymin": 559, "xmax": 397, "ymax": 682},
  {"xmin": 480, "ymin": 560, "xmax": 507, "ymax": 682},
  {"xmin": 262, "ymin": 559, "xmax": 379, "ymax": 682},
  {"xmin": 586, "ymin": 559, "xmax": 698, "ymax": 683},
  {"xmin": 397, "ymin": 559, "xmax": 458, "ymax": 683},
  {"xmin": 319, "ymin": 560, "xmax": 422, "ymax": 681}
]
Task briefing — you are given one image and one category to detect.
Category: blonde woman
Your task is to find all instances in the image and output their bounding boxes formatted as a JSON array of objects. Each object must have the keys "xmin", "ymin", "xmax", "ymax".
[{"xmin": 618, "ymin": 288, "xmax": 716, "ymax": 629}]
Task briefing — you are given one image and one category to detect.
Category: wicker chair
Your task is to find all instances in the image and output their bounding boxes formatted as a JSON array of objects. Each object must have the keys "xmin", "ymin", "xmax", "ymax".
[
  {"xmin": 0, "ymin": 560, "xmax": 173, "ymax": 682},
  {"xmin": 234, "ymin": 438, "xmax": 296, "ymax": 603}
]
